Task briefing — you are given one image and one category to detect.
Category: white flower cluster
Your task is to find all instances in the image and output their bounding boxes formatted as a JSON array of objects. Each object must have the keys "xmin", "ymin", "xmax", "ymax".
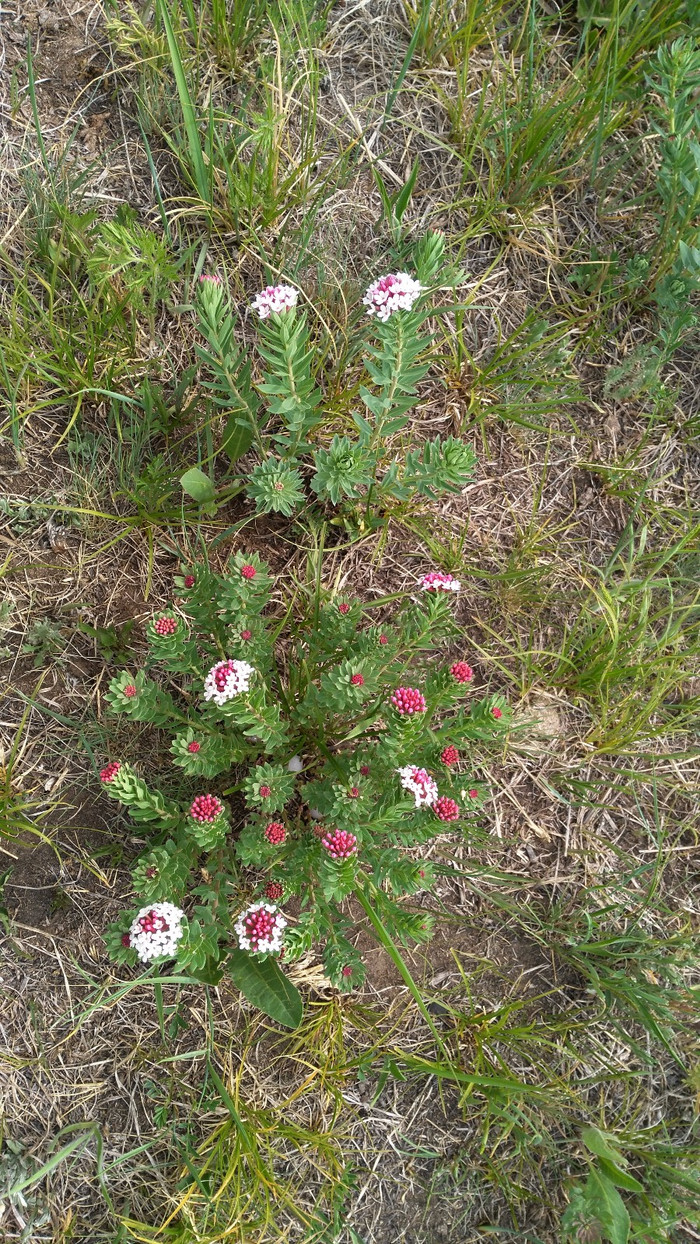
[
  {"xmin": 203, "ymin": 659, "xmax": 254, "ymax": 707},
  {"xmin": 363, "ymin": 272, "xmax": 423, "ymax": 321},
  {"xmin": 235, "ymin": 902, "xmax": 287, "ymax": 955},
  {"xmin": 128, "ymin": 903, "xmax": 185, "ymax": 963},
  {"xmin": 251, "ymin": 284, "xmax": 298, "ymax": 319},
  {"xmin": 421, "ymin": 571, "xmax": 461, "ymax": 592},
  {"xmin": 397, "ymin": 765, "xmax": 439, "ymax": 808}
]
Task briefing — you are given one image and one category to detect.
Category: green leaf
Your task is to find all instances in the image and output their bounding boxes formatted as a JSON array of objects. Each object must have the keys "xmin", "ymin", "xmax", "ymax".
[
  {"xmin": 180, "ymin": 467, "xmax": 216, "ymax": 504},
  {"xmin": 586, "ymin": 1168, "xmax": 630, "ymax": 1244},
  {"xmin": 582, "ymin": 1128, "xmax": 644, "ymax": 1194},
  {"xmin": 221, "ymin": 414, "xmax": 255, "ymax": 463},
  {"xmin": 155, "ymin": 0, "xmax": 210, "ymax": 204},
  {"xmin": 229, "ymin": 949, "xmax": 303, "ymax": 1028}
]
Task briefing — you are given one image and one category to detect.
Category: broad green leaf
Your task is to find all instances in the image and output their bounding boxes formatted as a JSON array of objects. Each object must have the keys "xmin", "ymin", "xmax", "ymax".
[
  {"xmin": 582, "ymin": 1128, "xmax": 644, "ymax": 1193},
  {"xmin": 587, "ymin": 1168, "xmax": 630, "ymax": 1244},
  {"xmin": 180, "ymin": 467, "xmax": 216, "ymax": 504},
  {"xmin": 221, "ymin": 414, "xmax": 255, "ymax": 463},
  {"xmin": 229, "ymin": 949, "xmax": 303, "ymax": 1028}
]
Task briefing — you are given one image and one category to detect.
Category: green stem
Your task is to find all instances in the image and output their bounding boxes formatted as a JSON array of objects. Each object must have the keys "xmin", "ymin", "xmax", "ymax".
[{"xmin": 354, "ymin": 879, "xmax": 454, "ymax": 1062}]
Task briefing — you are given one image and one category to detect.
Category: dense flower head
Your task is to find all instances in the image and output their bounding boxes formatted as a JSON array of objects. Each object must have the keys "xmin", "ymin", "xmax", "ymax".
[
  {"xmin": 123, "ymin": 684, "xmax": 137, "ymax": 698},
  {"xmin": 434, "ymin": 796, "xmax": 460, "ymax": 822},
  {"xmin": 240, "ymin": 563, "xmax": 257, "ymax": 580},
  {"xmin": 189, "ymin": 793, "xmax": 225, "ymax": 823},
  {"xmin": 259, "ymin": 785, "xmax": 272, "ymax": 798},
  {"xmin": 440, "ymin": 745, "xmax": 459, "ymax": 767},
  {"xmin": 235, "ymin": 901, "xmax": 287, "ymax": 954},
  {"xmin": 251, "ymin": 284, "xmax": 298, "ymax": 319},
  {"xmin": 187, "ymin": 740, "xmax": 201, "ymax": 753},
  {"xmin": 240, "ymin": 629, "xmax": 252, "ymax": 641},
  {"xmin": 342, "ymin": 965, "xmax": 353, "ymax": 977},
  {"xmin": 451, "ymin": 660, "xmax": 473, "ymax": 684},
  {"xmin": 264, "ymin": 821, "xmax": 286, "ymax": 844},
  {"xmin": 338, "ymin": 602, "xmax": 350, "ymax": 615},
  {"xmin": 492, "ymin": 706, "xmax": 503, "ymax": 719},
  {"xmin": 100, "ymin": 761, "xmax": 121, "ymax": 784},
  {"xmin": 350, "ymin": 672, "xmax": 365, "ymax": 686},
  {"xmin": 349, "ymin": 786, "xmax": 360, "ymax": 799},
  {"xmin": 184, "ymin": 574, "xmax": 195, "ymax": 588},
  {"xmin": 265, "ymin": 880, "xmax": 284, "ymax": 901},
  {"xmin": 360, "ymin": 765, "xmax": 370, "ymax": 777},
  {"xmin": 129, "ymin": 902, "xmax": 185, "ymax": 963},
  {"xmin": 321, "ymin": 828, "xmax": 358, "ymax": 861},
  {"xmin": 397, "ymin": 765, "xmax": 438, "ymax": 808},
  {"xmin": 421, "ymin": 571, "xmax": 461, "ymax": 593},
  {"xmin": 363, "ymin": 272, "xmax": 422, "ymax": 321},
  {"xmin": 199, "ymin": 273, "xmax": 222, "ymax": 286},
  {"xmin": 391, "ymin": 686, "xmax": 427, "ymax": 716},
  {"xmin": 468, "ymin": 788, "xmax": 479, "ymax": 800},
  {"xmin": 379, "ymin": 634, "xmax": 388, "ymax": 645},
  {"xmin": 154, "ymin": 616, "xmax": 178, "ymax": 637},
  {"xmin": 203, "ymin": 658, "xmax": 254, "ymax": 706}
]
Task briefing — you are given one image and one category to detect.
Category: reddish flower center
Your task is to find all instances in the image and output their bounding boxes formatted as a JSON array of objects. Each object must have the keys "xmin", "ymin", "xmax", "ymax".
[
  {"xmin": 241, "ymin": 564, "xmax": 257, "ymax": 580},
  {"xmin": 264, "ymin": 821, "xmax": 286, "ymax": 844},
  {"xmin": 121, "ymin": 933, "xmax": 131, "ymax": 947},
  {"xmin": 138, "ymin": 910, "xmax": 170, "ymax": 934},
  {"xmin": 492, "ymin": 706, "xmax": 503, "ymax": 719},
  {"xmin": 123, "ymin": 684, "xmax": 137, "ymax": 698},
  {"xmin": 338, "ymin": 603, "xmax": 350, "ymax": 615},
  {"xmin": 349, "ymin": 786, "xmax": 360, "ymax": 798},
  {"xmin": 360, "ymin": 765, "xmax": 370, "ymax": 776},
  {"xmin": 240, "ymin": 629, "xmax": 252, "ymax": 640},
  {"xmin": 468, "ymin": 789, "xmax": 479, "ymax": 799},
  {"xmin": 184, "ymin": 574, "xmax": 195, "ymax": 588},
  {"xmin": 154, "ymin": 616, "xmax": 177, "ymax": 636},
  {"xmin": 265, "ymin": 880, "xmax": 284, "ymax": 900},
  {"xmin": 189, "ymin": 793, "xmax": 224, "ymax": 823},
  {"xmin": 350, "ymin": 673, "xmax": 364, "ymax": 686},
  {"xmin": 342, "ymin": 966, "xmax": 353, "ymax": 977},
  {"xmin": 259, "ymin": 785, "xmax": 272, "ymax": 798},
  {"xmin": 100, "ymin": 761, "xmax": 121, "ymax": 784},
  {"xmin": 441, "ymin": 745, "xmax": 459, "ymax": 767},
  {"xmin": 450, "ymin": 661, "xmax": 473, "ymax": 684},
  {"xmin": 187, "ymin": 741, "xmax": 201, "ymax": 753},
  {"xmin": 245, "ymin": 909, "xmax": 276, "ymax": 950},
  {"xmin": 379, "ymin": 635, "xmax": 388, "ymax": 645},
  {"xmin": 434, "ymin": 797, "xmax": 460, "ymax": 822}
]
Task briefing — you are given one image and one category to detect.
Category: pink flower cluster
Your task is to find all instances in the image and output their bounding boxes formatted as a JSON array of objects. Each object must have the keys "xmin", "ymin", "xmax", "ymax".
[
  {"xmin": 363, "ymin": 272, "xmax": 422, "ymax": 321},
  {"xmin": 421, "ymin": 571, "xmax": 461, "ymax": 593},
  {"xmin": 397, "ymin": 765, "xmax": 438, "ymax": 808},
  {"xmin": 154, "ymin": 616, "xmax": 177, "ymax": 636},
  {"xmin": 100, "ymin": 761, "xmax": 121, "ymax": 784},
  {"xmin": 391, "ymin": 686, "xmax": 427, "ymax": 715},
  {"xmin": 251, "ymin": 284, "xmax": 298, "ymax": 319},
  {"xmin": 397, "ymin": 764, "xmax": 463, "ymax": 823},
  {"xmin": 127, "ymin": 902, "xmax": 185, "ymax": 963},
  {"xmin": 434, "ymin": 796, "xmax": 460, "ymax": 822},
  {"xmin": 189, "ymin": 794, "xmax": 224, "ymax": 823},
  {"xmin": 264, "ymin": 821, "xmax": 286, "ymax": 845},
  {"xmin": 235, "ymin": 901, "xmax": 287, "ymax": 954},
  {"xmin": 240, "ymin": 563, "xmax": 257, "ymax": 580},
  {"xmin": 321, "ymin": 828, "xmax": 358, "ymax": 861},
  {"xmin": 265, "ymin": 880, "xmax": 284, "ymax": 900},
  {"xmin": 203, "ymin": 658, "xmax": 254, "ymax": 707},
  {"xmin": 441, "ymin": 745, "xmax": 459, "ymax": 767},
  {"xmin": 451, "ymin": 661, "xmax": 473, "ymax": 684}
]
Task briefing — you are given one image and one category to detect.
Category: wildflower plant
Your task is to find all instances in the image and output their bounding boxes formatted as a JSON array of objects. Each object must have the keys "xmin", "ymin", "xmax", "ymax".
[
  {"xmin": 191, "ymin": 232, "xmax": 475, "ymax": 532},
  {"xmin": 102, "ymin": 553, "xmax": 509, "ymax": 1026}
]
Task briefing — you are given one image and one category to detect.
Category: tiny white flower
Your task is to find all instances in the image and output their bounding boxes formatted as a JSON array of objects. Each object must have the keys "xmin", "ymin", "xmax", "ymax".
[
  {"xmin": 203, "ymin": 659, "xmax": 254, "ymax": 707},
  {"xmin": 363, "ymin": 272, "xmax": 423, "ymax": 321},
  {"xmin": 235, "ymin": 902, "xmax": 287, "ymax": 955},
  {"xmin": 421, "ymin": 571, "xmax": 461, "ymax": 593},
  {"xmin": 251, "ymin": 284, "xmax": 298, "ymax": 319},
  {"xmin": 397, "ymin": 765, "xmax": 439, "ymax": 809},
  {"xmin": 128, "ymin": 902, "xmax": 185, "ymax": 963}
]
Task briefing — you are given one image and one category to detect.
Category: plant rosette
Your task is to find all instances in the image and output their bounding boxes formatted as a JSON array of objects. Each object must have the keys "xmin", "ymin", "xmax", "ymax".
[{"xmin": 101, "ymin": 553, "xmax": 511, "ymax": 1021}]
